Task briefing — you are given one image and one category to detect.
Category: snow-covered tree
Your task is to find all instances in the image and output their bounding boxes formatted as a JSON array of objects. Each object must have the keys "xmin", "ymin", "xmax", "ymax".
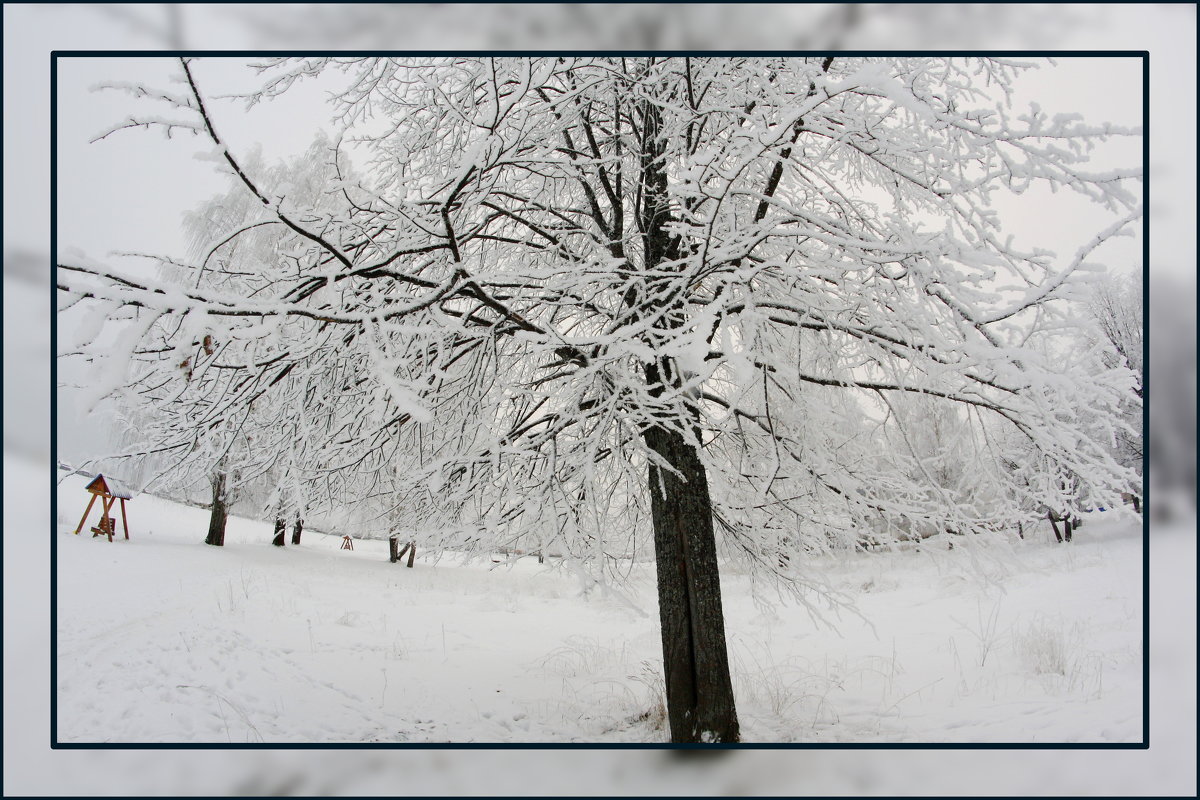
[
  {"xmin": 870, "ymin": 392, "xmax": 1009, "ymax": 543},
  {"xmin": 58, "ymin": 56, "xmax": 1142, "ymax": 742},
  {"xmin": 98, "ymin": 134, "xmax": 360, "ymax": 541},
  {"xmin": 1086, "ymin": 270, "xmax": 1143, "ymax": 509}
]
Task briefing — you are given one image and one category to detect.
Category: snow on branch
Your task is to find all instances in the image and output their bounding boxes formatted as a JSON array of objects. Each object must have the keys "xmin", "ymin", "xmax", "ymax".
[{"xmin": 58, "ymin": 56, "xmax": 1143, "ymax": 594}]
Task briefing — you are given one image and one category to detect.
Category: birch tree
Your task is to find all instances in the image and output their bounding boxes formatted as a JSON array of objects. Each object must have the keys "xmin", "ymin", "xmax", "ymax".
[{"xmin": 58, "ymin": 56, "xmax": 1141, "ymax": 742}]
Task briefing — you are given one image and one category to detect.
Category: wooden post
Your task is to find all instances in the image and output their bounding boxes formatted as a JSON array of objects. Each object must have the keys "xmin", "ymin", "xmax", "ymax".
[
  {"xmin": 92, "ymin": 496, "xmax": 116, "ymax": 542},
  {"xmin": 119, "ymin": 498, "xmax": 130, "ymax": 539},
  {"xmin": 406, "ymin": 541, "xmax": 416, "ymax": 568},
  {"xmin": 98, "ymin": 496, "xmax": 116, "ymax": 541},
  {"xmin": 74, "ymin": 493, "xmax": 98, "ymax": 535}
]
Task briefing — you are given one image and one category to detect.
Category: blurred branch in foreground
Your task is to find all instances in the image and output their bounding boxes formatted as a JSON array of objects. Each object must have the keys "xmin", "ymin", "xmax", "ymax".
[
  {"xmin": 46, "ymin": 3, "xmax": 1084, "ymax": 50},
  {"xmin": 1148, "ymin": 274, "xmax": 1198, "ymax": 517}
]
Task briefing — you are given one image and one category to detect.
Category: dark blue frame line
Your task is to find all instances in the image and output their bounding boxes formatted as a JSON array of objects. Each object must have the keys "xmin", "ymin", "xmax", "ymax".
[
  {"xmin": 48, "ymin": 49, "xmax": 1151, "ymax": 751},
  {"xmin": 1140, "ymin": 49, "xmax": 1150, "ymax": 750},
  {"xmin": 50, "ymin": 51, "xmax": 60, "ymax": 749}
]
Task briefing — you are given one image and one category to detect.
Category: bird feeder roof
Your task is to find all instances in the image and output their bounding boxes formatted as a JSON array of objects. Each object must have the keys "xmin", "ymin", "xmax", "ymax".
[{"xmin": 85, "ymin": 474, "xmax": 135, "ymax": 500}]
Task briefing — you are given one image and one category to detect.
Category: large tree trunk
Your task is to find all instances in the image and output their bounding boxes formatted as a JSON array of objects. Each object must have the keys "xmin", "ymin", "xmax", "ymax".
[
  {"xmin": 291, "ymin": 516, "xmax": 304, "ymax": 545},
  {"xmin": 644, "ymin": 424, "xmax": 740, "ymax": 743},
  {"xmin": 205, "ymin": 471, "xmax": 228, "ymax": 547},
  {"xmin": 272, "ymin": 516, "xmax": 286, "ymax": 547},
  {"xmin": 632, "ymin": 93, "xmax": 739, "ymax": 743}
]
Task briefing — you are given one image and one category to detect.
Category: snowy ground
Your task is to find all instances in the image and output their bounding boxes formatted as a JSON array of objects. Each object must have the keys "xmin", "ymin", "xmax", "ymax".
[{"xmin": 53, "ymin": 470, "xmax": 1144, "ymax": 745}]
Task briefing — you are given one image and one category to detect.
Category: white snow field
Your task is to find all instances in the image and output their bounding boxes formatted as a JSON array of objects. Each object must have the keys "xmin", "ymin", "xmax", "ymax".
[{"xmin": 54, "ymin": 470, "xmax": 1143, "ymax": 745}]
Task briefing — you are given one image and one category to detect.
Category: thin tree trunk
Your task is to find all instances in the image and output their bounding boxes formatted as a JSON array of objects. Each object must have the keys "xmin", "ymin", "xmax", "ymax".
[
  {"xmin": 272, "ymin": 516, "xmax": 286, "ymax": 547},
  {"xmin": 205, "ymin": 471, "xmax": 228, "ymax": 547},
  {"xmin": 644, "ymin": 424, "xmax": 739, "ymax": 744},
  {"xmin": 1049, "ymin": 512, "xmax": 1063, "ymax": 543},
  {"xmin": 291, "ymin": 516, "xmax": 303, "ymax": 545}
]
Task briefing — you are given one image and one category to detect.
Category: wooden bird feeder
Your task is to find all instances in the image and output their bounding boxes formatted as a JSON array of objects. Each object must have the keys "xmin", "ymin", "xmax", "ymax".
[{"xmin": 74, "ymin": 474, "xmax": 134, "ymax": 542}]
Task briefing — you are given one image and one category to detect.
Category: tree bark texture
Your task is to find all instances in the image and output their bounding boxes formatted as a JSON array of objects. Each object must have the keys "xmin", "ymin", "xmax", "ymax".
[
  {"xmin": 272, "ymin": 516, "xmax": 286, "ymax": 547},
  {"xmin": 1049, "ymin": 511, "xmax": 1073, "ymax": 543},
  {"xmin": 291, "ymin": 517, "xmax": 304, "ymax": 545},
  {"xmin": 644, "ymin": 424, "xmax": 740, "ymax": 743},
  {"xmin": 634, "ymin": 94, "xmax": 739, "ymax": 743},
  {"xmin": 205, "ymin": 471, "xmax": 228, "ymax": 547}
]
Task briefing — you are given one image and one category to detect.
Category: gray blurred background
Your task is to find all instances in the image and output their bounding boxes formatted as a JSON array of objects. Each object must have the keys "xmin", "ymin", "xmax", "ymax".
[{"xmin": 6, "ymin": 4, "xmax": 1194, "ymax": 796}]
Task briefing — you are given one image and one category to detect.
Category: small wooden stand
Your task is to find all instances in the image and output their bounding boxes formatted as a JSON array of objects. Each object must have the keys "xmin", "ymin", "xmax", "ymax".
[
  {"xmin": 340, "ymin": 535, "xmax": 354, "ymax": 551},
  {"xmin": 74, "ymin": 474, "xmax": 132, "ymax": 542}
]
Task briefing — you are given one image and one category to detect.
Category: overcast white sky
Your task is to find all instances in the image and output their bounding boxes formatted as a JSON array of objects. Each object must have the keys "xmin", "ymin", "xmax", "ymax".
[
  {"xmin": 54, "ymin": 55, "xmax": 1144, "ymax": 277},
  {"xmin": 55, "ymin": 56, "xmax": 338, "ymax": 265}
]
